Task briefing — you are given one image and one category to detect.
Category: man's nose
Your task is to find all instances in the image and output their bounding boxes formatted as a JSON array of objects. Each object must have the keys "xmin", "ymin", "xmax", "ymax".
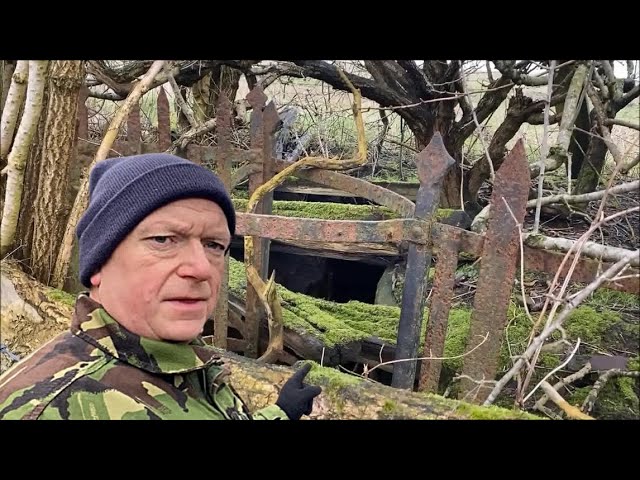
[{"xmin": 176, "ymin": 240, "xmax": 212, "ymax": 280}]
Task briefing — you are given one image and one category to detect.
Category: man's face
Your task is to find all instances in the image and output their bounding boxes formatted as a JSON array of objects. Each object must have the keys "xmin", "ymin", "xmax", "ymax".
[{"xmin": 90, "ymin": 198, "xmax": 231, "ymax": 342}]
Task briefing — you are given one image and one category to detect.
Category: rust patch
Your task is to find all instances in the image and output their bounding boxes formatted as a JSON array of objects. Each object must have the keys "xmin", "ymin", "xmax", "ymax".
[
  {"xmin": 156, "ymin": 86, "xmax": 171, "ymax": 151},
  {"xmin": 392, "ymin": 131, "xmax": 456, "ymax": 390},
  {"xmin": 296, "ymin": 169, "xmax": 416, "ymax": 218},
  {"xmin": 459, "ymin": 139, "xmax": 531, "ymax": 403},
  {"xmin": 418, "ymin": 228, "xmax": 461, "ymax": 393}
]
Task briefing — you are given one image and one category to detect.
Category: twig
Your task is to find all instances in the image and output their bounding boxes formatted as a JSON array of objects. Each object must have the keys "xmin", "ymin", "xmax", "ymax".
[
  {"xmin": 502, "ymin": 197, "xmax": 534, "ymax": 324},
  {"xmin": 534, "ymin": 362, "xmax": 592, "ymax": 411},
  {"xmin": 533, "ymin": 60, "xmax": 556, "ymax": 234},
  {"xmin": 525, "ymin": 179, "xmax": 639, "ymax": 209},
  {"xmin": 582, "ymin": 369, "xmax": 640, "ymax": 414},
  {"xmin": 586, "ymin": 83, "xmax": 625, "ymax": 166},
  {"xmin": 167, "ymin": 72, "xmax": 197, "ymax": 128},
  {"xmin": 522, "ymin": 338, "xmax": 581, "ymax": 404},
  {"xmin": 484, "ymin": 248, "xmax": 638, "ymax": 406},
  {"xmin": 364, "ymin": 332, "xmax": 489, "ymax": 378},
  {"xmin": 460, "ymin": 67, "xmax": 494, "ymax": 181},
  {"xmin": 539, "ymin": 381, "xmax": 594, "ymax": 420},
  {"xmin": 604, "ymin": 118, "xmax": 640, "ymax": 131}
]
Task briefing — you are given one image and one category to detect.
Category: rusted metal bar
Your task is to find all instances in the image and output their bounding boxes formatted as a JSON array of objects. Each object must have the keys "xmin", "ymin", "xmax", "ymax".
[
  {"xmin": 459, "ymin": 139, "xmax": 530, "ymax": 403},
  {"xmin": 236, "ymin": 214, "xmax": 429, "ymax": 245},
  {"xmin": 213, "ymin": 95, "xmax": 233, "ymax": 350},
  {"xmin": 295, "ymin": 169, "xmax": 415, "ymax": 217},
  {"xmin": 392, "ymin": 132, "xmax": 456, "ymax": 390},
  {"xmin": 418, "ymin": 228, "xmax": 461, "ymax": 393},
  {"xmin": 431, "ymin": 223, "xmax": 483, "ymax": 257},
  {"xmin": 522, "ymin": 245, "xmax": 639, "ymax": 295},
  {"xmin": 156, "ymin": 86, "xmax": 171, "ymax": 151},
  {"xmin": 244, "ymin": 86, "xmax": 279, "ymax": 359},
  {"xmin": 127, "ymin": 101, "xmax": 141, "ymax": 155}
]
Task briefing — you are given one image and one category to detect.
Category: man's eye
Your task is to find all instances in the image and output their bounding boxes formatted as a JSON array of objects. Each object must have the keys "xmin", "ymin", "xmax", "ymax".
[
  {"xmin": 151, "ymin": 236, "xmax": 170, "ymax": 244},
  {"xmin": 205, "ymin": 241, "xmax": 225, "ymax": 250}
]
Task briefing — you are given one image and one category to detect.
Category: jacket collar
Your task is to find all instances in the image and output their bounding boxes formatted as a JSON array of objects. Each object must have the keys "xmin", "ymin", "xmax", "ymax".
[{"xmin": 71, "ymin": 293, "xmax": 220, "ymax": 374}]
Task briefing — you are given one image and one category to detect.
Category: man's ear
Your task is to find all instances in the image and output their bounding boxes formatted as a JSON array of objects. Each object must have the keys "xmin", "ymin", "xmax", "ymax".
[{"xmin": 90, "ymin": 271, "xmax": 102, "ymax": 287}]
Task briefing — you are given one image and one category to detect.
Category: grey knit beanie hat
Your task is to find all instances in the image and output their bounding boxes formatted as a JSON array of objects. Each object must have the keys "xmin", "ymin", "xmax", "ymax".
[{"xmin": 76, "ymin": 153, "xmax": 235, "ymax": 287}]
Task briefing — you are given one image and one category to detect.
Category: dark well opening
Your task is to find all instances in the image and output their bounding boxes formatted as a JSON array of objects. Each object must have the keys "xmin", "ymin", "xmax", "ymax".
[{"xmin": 229, "ymin": 246, "xmax": 387, "ymax": 304}]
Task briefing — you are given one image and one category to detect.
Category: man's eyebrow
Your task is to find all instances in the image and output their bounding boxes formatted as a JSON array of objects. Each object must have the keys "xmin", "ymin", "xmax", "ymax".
[{"xmin": 138, "ymin": 221, "xmax": 230, "ymax": 239}]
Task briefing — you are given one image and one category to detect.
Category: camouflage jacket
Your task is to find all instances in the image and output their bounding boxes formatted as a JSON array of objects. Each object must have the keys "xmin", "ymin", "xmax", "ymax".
[{"xmin": 0, "ymin": 294, "xmax": 288, "ymax": 420}]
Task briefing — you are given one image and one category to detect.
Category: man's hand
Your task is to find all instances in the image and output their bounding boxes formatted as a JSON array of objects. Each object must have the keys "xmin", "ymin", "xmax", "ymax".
[{"xmin": 276, "ymin": 363, "xmax": 322, "ymax": 420}]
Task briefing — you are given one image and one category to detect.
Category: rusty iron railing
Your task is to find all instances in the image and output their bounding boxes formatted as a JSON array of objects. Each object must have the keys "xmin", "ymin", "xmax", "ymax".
[{"xmin": 70, "ymin": 84, "xmax": 639, "ymax": 404}]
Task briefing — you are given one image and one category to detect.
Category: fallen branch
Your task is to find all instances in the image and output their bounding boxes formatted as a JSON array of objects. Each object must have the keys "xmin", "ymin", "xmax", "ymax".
[
  {"xmin": 518, "ymin": 206, "xmax": 639, "ymax": 397},
  {"xmin": 582, "ymin": 369, "xmax": 640, "ymax": 414},
  {"xmin": 484, "ymin": 248, "xmax": 638, "ymax": 406},
  {"xmin": 534, "ymin": 362, "xmax": 593, "ymax": 412},
  {"xmin": 472, "ymin": 180, "xmax": 640, "ymax": 234},
  {"xmin": 539, "ymin": 381, "xmax": 594, "ymax": 420},
  {"xmin": 523, "ymin": 211, "xmax": 640, "ymax": 268}
]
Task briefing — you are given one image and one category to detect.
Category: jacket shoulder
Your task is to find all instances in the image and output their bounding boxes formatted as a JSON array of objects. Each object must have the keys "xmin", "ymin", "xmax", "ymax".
[{"xmin": 0, "ymin": 333, "xmax": 108, "ymax": 420}]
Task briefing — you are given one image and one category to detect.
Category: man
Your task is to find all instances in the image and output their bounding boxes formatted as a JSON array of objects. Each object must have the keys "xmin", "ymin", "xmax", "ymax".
[{"xmin": 0, "ymin": 153, "xmax": 321, "ymax": 420}]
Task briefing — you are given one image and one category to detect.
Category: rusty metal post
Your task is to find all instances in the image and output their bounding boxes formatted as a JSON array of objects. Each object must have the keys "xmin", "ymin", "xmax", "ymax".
[
  {"xmin": 244, "ymin": 86, "xmax": 280, "ymax": 358},
  {"xmin": 127, "ymin": 101, "xmax": 141, "ymax": 155},
  {"xmin": 459, "ymin": 139, "xmax": 530, "ymax": 403},
  {"xmin": 418, "ymin": 228, "xmax": 461, "ymax": 392},
  {"xmin": 156, "ymin": 86, "xmax": 171, "ymax": 152},
  {"xmin": 391, "ymin": 132, "xmax": 455, "ymax": 390},
  {"xmin": 213, "ymin": 95, "xmax": 233, "ymax": 350}
]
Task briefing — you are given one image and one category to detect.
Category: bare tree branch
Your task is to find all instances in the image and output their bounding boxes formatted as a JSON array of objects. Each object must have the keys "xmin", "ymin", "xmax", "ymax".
[
  {"xmin": 493, "ymin": 60, "xmax": 549, "ymax": 86},
  {"xmin": 586, "ymin": 83, "xmax": 625, "ymax": 165},
  {"xmin": 484, "ymin": 247, "xmax": 638, "ymax": 406},
  {"xmin": 582, "ymin": 369, "xmax": 640, "ymax": 414},
  {"xmin": 604, "ymin": 118, "xmax": 640, "ymax": 131},
  {"xmin": 614, "ymin": 84, "xmax": 639, "ymax": 110},
  {"xmin": 539, "ymin": 381, "xmax": 595, "ymax": 420}
]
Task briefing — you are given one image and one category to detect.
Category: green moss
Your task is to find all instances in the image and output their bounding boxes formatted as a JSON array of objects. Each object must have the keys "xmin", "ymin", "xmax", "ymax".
[
  {"xmin": 592, "ymin": 377, "xmax": 639, "ymax": 420},
  {"xmin": 232, "ymin": 199, "xmax": 398, "ymax": 220},
  {"xmin": 629, "ymin": 357, "xmax": 640, "ymax": 371},
  {"xmin": 564, "ymin": 306, "xmax": 620, "ymax": 344},
  {"xmin": 442, "ymin": 309, "xmax": 472, "ymax": 372},
  {"xmin": 47, "ymin": 289, "xmax": 75, "ymax": 307},
  {"xmin": 229, "ymin": 257, "xmax": 425, "ymax": 346},
  {"xmin": 584, "ymin": 288, "xmax": 640, "ymax": 311},
  {"xmin": 568, "ymin": 386, "xmax": 591, "ymax": 407},
  {"xmin": 453, "ymin": 401, "xmax": 542, "ymax": 420},
  {"xmin": 304, "ymin": 362, "xmax": 363, "ymax": 389},
  {"xmin": 381, "ymin": 400, "xmax": 398, "ymax": 415}
]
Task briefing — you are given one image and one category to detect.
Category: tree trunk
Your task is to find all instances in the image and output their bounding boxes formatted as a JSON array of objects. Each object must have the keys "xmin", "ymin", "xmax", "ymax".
[
  {"xmin": 15, "ymin": 65, "xmax": 51, "ymax": 263},
  {"xmin": 568, "ymin": 100, "xmax": 590, "ymax": 179},
  {"xmin": 192, "ymin": 65, "xmax": 241, "ymax": 122},
  {"xmin": 1, "ymin": 60, "xmax": 17, "ymax": 113},
  {"xmin": 1, "ymin": 61, "xmax": 49, "ymax": 258},
  {"xmin": 0, "ymin": 259, "xmax": 539, "ymax": 420},
  {"xmin": 575, "ymin": 112, "xmax": 609, "ymax": 195},
  {"xmin": 1, "ymin": 60, "xmax": 28, "ymax": 162},
  {"xmin": 30, "ymin": 61, "xmax": 86, "ymax": 284}
]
